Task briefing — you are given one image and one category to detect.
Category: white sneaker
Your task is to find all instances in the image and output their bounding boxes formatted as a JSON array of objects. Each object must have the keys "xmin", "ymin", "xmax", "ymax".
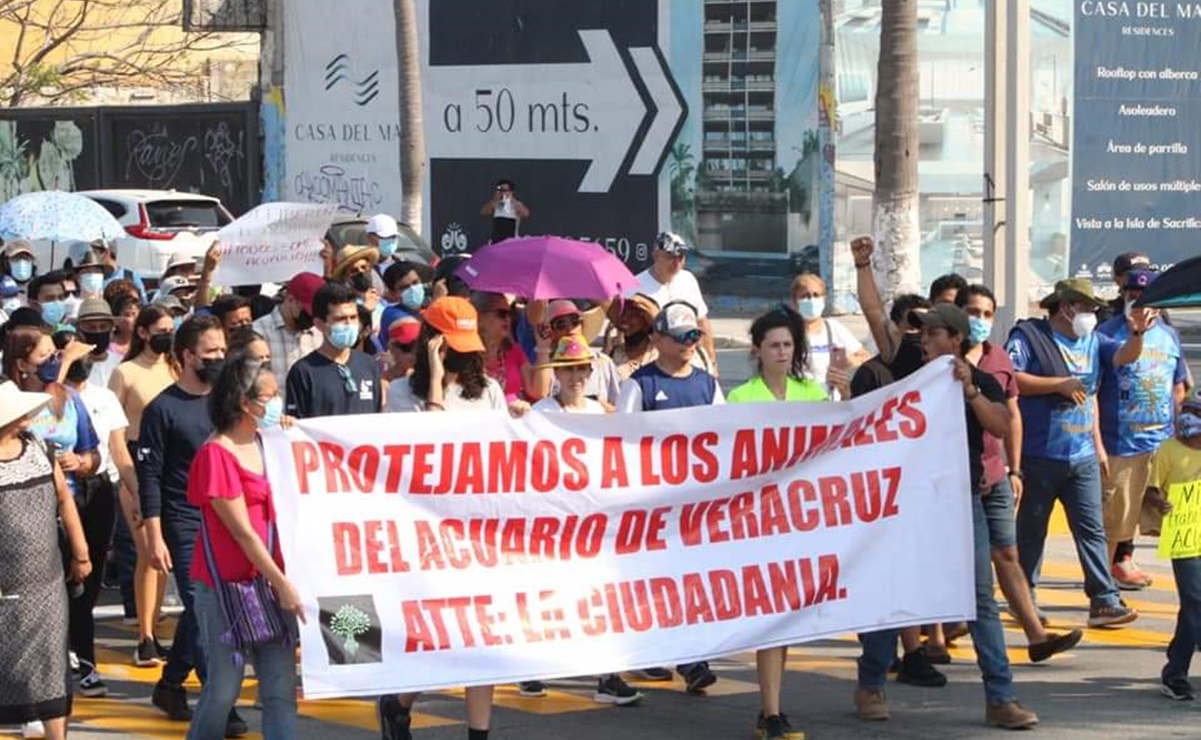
[{"xmin": 21, "ymin": 720, "xmax": 46, "ymax": 739}]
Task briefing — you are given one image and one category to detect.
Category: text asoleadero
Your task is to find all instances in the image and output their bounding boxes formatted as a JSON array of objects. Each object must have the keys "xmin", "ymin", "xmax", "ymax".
[
  {"xmin": 331, "ymin": 466, "xmax": 902, "ymax": 574},
  {"xmin": 293, "ymin": 390, "xmax": 928, "ymax": 496}
]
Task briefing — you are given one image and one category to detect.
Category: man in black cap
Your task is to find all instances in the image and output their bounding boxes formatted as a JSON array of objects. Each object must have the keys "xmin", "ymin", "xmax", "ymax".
[
  {"xmin": 857, "ymin": 303, "xmax": 1038, "ymax": 729},
  {"xmin": 1096, "ymin": 252, "xmax": 1152, "ymax": 324},
  {"xmin": 1006, "ymin": 278, "xmax": 1150, "ymax": 629}
]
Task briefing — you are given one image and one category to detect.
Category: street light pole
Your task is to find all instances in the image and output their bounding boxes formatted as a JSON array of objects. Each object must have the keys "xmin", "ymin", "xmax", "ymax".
[{"xmin": 984, "ymin": 0, "xmax": 1032, "ymax": 338}]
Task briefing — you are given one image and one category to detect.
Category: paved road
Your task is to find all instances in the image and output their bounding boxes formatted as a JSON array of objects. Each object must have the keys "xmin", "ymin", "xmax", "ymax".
[
  {"xmin": 45, "ymin": 537, "xmax": 1200, "ymax": 740},
  {"xmin": 24, "ymin": 318, "xmax": 1201, "ymax": 740}
]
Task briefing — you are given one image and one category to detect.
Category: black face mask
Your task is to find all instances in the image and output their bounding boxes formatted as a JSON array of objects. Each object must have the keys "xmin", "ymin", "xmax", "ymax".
[
  {"xmin": 148, "ymin": 333, "xmax": 174, "ymax": 355},
  {"xmin": 891, "ymin": 333, "xmax": 925, "ymax": 380},
  {"xmin": 349, "ymin": 272, "xmax": 373, "ymax": 293},
  {"xmin": 81, "ymin": 329, "xmax": 112, "ymax": 352},
  {"xmin": 196, "ymin": 357, "xmax": 226, "ymax": 385},
  {"xmin": 66, "ymin": 358, "xmax": 93, "ymax": 385},
  {"xmin": 443, "ymin": 350, "xmax": 474, "ymax": 374},
  {"xmin": 623, "ymin": 328, "xmax": 651, "ymax": 349}
]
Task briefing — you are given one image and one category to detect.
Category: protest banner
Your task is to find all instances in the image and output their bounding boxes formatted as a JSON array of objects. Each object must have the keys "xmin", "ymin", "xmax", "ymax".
[
  {"xmin": 213, "ymin": 202, "xmax": 339, "ymax": 285},
  {"xmin": 1158, "ymin": 479, "xmax": 1201, "ymax": 560},
  {"xmin": 263, "ymin": 358, "xmax": 975, "ymax": 699}
]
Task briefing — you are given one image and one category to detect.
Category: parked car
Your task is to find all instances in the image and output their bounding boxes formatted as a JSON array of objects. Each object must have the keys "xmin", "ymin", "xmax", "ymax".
[
  {"xmin": 325, "ymin": 213, "xmax": 438, "ymax": 266},
  {"xmin": 73, "ymin": 190, "xmax": 234, "ymax": 283}
]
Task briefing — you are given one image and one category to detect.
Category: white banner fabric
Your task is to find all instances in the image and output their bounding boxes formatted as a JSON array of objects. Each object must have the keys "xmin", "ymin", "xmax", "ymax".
[
  {"xmin": 282, "ymin": 0, "xmax": 403, "ymax": 214},
  {"xmin": 213, "ymin": 203, "xmax": 338, "ymax": 285},
  {"xmin": 264, "ymin": 359, "xmax": 975, "ymax": 699}
]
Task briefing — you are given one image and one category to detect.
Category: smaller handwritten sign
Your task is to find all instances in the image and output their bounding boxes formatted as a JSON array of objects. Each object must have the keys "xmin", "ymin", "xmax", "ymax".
[
  {"xmin": 1158, "ymin": 480, "xmax": 1201, "ymax": 560},
  {"xmin": 214, "ymin": 203, "xmax": 339, "ymax": 285}
]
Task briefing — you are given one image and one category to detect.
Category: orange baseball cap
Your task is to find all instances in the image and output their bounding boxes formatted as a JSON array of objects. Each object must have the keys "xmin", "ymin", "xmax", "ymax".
[{"xmin": 422, "ymin": 296, "xmax": 485, "ymax": 353}]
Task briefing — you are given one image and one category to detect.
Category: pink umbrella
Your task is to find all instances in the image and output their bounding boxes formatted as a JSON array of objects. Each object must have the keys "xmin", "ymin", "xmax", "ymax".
[{"xmin": 454, "ymin": 236, "xmax": 638, "ymax": 300}]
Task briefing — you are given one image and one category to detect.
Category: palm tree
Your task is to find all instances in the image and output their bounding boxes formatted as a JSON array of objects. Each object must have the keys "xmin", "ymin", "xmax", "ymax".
[
  {"xmin": 395, "ymin": 0, "xmax": 425, "ymax": 234},
  {"xmin": 872, "ymin": 0, "xmax": 922, "ymax": 300}
]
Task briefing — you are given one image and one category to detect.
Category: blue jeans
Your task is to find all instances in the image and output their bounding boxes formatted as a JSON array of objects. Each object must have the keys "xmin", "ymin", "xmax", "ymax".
[
  {"xmin": 981, "ymin": 476, "xmax": 1017, "ymax": 550},
  {"xmin": 1164, "ymin": 557, "xmax": 1201, "ymax": 683},
  {"xmin": 113, "ymin": 514, "xmax": 137, "ymax": 618},
  {"xmin": 859, "ymin": 495, "xmax": 1015, "ymax": 705},
  {"xmin": 163, "ymin": 515, "xmax": 207, "ymax": 687},
  {"xmin": 1016, "ymin": 456, "xmax": 1121, "ymax": 609},
  {"xmin": 187, "ymin": 583, "xmax": 297, "ymax": 740}
]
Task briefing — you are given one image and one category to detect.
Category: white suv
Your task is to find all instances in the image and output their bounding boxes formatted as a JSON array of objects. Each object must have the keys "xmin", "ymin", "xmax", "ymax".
[{"xmin": 75, "ymin": 190, "xmax": 234, "ymax": 282}]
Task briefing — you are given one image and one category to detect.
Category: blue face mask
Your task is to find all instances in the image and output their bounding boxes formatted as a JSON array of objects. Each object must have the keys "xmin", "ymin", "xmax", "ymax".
[
  {"xmin": 1181, "ymin": 411, "xmax": 1201, "ymax": 440},
  {"xmin": 10, "ymin": 259, "xmax": 33, "ymax": 282},
  {"xmin": 79, "ymin": 272, "xmax": 104, "ymax": 295},
  {"xmin": 255, "ymin": 396, "xmax": 284, "ymax": 430},
  {"xmin": 400, "ymin": 283, "xmax": 426, "ymax": 310},
  {"xmin": 968, "ymin": 316, "xmax": 993, "ymax": 346},
  {"xmin": 378, "ymin": 237, "xmax": 399, "ymax": 259},
  {"xmin": 173, "ymin": 316, "xmax": 184, "ymax": 331},
  {"xmin": 328, "ymin": 322, "xmax": 360, "ymax": 350},
  {"xmin": 2, "ymin": 297, "xmax": 20, "ymax": 314},
  {"xmin": 40, "ymin": 300, "xmax": 67, "ymax": 327},
  {"xmin": 37, "ymin": 356, "xmax": 62, "ymax": 384}
]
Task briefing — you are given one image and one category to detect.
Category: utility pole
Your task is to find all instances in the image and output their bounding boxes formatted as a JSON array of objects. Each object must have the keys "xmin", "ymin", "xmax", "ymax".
[
  {"xmin": 984, "ymin": 0, "xmax": 1031, "ymax": 337},
  {"xmin": 259, "ymin": 0, "xmax": 286, "ymax": 202},
  {"xmin": 818, "ymin": 0, "xmax": 836, "ymax": 291}
]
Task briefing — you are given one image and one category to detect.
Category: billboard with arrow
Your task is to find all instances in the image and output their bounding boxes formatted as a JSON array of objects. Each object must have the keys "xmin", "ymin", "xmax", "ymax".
[{"xmin": 276, "ymin": 0, "xmax": 820, "ymax": 272}]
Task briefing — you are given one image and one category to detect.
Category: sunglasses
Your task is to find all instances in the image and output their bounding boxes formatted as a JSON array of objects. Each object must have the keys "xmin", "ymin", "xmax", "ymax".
[
  {"xmin": 668, "ymin": 329, "xmax": 702, "ymax": 346},
  {"xmin": 334, "ymin": 362, "xmax": 357, "ymax": 395},
  {"xmin": 550, "ymin": 314, "xmax": 582, "ymax": 332}
]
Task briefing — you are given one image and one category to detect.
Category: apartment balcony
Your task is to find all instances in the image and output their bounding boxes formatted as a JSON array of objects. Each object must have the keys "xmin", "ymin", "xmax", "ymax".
[
  {"xmin": 702, "ymin": 79, "xmax": 775, "ymax": 93},
  {"xmin": 703, "ymin": 108, "xmax": 776, "ymax": 122},
  {"xmin": 703, "ymin": 19, "xmax": 777, "ymax": 33},
  {"xmin": 702, "ymin": 50, "xmax": 777, "ymax": 64}
]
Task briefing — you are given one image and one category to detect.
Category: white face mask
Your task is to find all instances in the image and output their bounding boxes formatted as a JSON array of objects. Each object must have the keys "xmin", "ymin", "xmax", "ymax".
[
  {"xmin": 795, "ymin": 297, "xmax": 825, "ymax": 321},
  {"xmin": 1069, "ymin": 308, "xmax": 1097, "ymax": 337}
]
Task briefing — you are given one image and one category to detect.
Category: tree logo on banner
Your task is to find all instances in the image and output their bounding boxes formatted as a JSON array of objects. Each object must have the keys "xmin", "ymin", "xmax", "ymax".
[
  {"xmin": 324, "ymin": 54, "xmax": 381, "ymax": 107},
  {"xmin": 318, "ymin": 595, "xmax": 383, "ymax": 665}
]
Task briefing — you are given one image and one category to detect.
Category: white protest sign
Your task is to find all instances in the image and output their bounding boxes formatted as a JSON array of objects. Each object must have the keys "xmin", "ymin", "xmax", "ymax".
[
  {"xmin": 264, "ymin": 359, "xmax": 975, "ymax": 699},
  {"xmin": 213, "ymin": 203, "xmax": 339, "ymax": 285}
]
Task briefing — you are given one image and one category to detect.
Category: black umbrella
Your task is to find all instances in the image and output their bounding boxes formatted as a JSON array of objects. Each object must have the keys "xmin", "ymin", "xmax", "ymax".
[{"xmin": 1133, "ymin": 255, "xmax": 1201, "ymax": 308}]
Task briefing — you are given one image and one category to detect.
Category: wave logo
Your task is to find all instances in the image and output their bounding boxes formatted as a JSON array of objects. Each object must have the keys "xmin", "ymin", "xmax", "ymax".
[{"xmin": 324, "ymin": 54, "xmax": 381, "ymax": 107}]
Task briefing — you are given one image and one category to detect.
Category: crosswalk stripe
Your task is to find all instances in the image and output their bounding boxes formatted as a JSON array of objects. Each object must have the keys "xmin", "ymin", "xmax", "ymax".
[{"xmin": 77, "ymin": 550, "xmax": 1182, "ymax": 737}]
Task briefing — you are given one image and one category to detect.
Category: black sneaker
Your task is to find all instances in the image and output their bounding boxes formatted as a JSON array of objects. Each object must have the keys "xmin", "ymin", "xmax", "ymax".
[
  {"xmin": 1161, "ymin": 677, "xmax": 1195, "ymax": 701},
  {"xmin": 896, "ymin": 648, "xmax": 947, "ymax": 688},
  {"xmin": 754, "ymin": 712, "xmax": 794, "ymax": 739},
  {"xmin": 134, "ymin": 638, "xmax": 163, "ymax": 668},
  {"xmin": 377, "ymin": 696, "xmax": 413, "ymax": 740},
  {"xmin": 593, "ymin": 674, "xmax": 642, "ymax": 706},
  {"xmin": 77, "ymin": 661, "xmax": 108, "ymax": 698},
  {"xmin": 1028, "ymin": 629, "xmax": 1083, "ymax": 663},
  {"xmin": 225, "ymin": 708, "xmax": 248, "ymax": 738},
  {"xmin": 151, "ymin": 680, "xmax": 192, "ymax": 721},
  {"xmin": 628, "ymin": 667, "xmax": 673, "ymax": 681},
  {"xmin": 518, "ymin": 681, "xmax": 547, "ymax": 697},
  {"xmin": 681, "ymin": 662, "xmax": 718, "ymax": 694},
  {"xmin": 154, "ymin": 639, "xmax": 169, "ymax": 660}
]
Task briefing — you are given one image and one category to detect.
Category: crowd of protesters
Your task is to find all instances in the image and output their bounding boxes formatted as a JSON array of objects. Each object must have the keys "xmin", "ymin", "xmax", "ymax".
[{"xmin": 0, "ymin": 220, "xmax": 1195, "ymax": 740}]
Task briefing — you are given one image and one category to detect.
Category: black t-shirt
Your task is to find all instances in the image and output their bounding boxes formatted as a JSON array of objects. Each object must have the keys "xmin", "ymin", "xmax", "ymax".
[
  {"xmin": 285, "ymin": 349, "xmax": 382, "ymax": 419},
  {"xmin": 137, "ymin": 385, "xmax": 213, "ymax": 522},
  {"xmin": 966, "ymin": 366, "xmax": 1007, "ymax": 491},
  {"xmin": 851, "ymin": 356, "xmax": 895, "ymax": 397}
]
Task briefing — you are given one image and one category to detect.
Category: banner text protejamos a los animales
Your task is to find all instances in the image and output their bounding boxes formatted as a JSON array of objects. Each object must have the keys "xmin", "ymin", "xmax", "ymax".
[{"xmin": 264, "ymin": 359, "xmax": 975, "ymax": 699}]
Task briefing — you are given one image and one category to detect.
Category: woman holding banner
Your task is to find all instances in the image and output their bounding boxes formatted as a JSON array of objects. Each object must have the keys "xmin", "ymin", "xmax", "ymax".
[
  {"xmin": 726, "ymin": 306, "xmax": 829, "ymax": 740},
  {"xmin": 380, "ymin": 295, "xmax": 500, "ymax": 740},
  {"xmin": 184, "ymin": 350, "xmax": 304, "ymax": 740}
]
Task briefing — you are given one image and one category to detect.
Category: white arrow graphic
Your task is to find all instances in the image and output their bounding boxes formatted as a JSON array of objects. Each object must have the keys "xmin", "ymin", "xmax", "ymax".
[
  {"xmin": 628, "ymin": 46, "xmax": 686, "ymax": 176},
  {"xmin": 426, "ymin": 30, "xmax": 646, "ymax": 193}
]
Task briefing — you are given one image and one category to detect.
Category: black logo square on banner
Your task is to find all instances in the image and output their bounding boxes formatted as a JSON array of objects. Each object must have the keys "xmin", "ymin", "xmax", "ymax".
[{"xmin": 318, "ymin": 595, "xmax": 383, "ymax": 666}]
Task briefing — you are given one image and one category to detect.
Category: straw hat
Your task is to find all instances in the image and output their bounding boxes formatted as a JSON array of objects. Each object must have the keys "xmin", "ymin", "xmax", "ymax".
[
  {"xmin": 0, "ymin": 381, "xmax": 51, "ymax": 429},
  {"xmin": 332, "ymin": 245, "xmax": 380, "ymax": 281},
  {"xmin": 539, "ymin": 333, "xmax": 594, "ymax": 368}
]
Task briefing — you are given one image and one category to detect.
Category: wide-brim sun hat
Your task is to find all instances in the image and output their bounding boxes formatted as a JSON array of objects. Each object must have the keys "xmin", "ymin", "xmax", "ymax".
[
  {"xmin": 539, "ymin": 332, "xmax": 594, "ymax": 368},
  {"xmin": 1038, "ymin": 278, "xmax": 1106, "ymax": 310},
  {"xmin": 332, "ymin": 245, "xmax": 381, "ymax": 281},
  {"xmin": 0, "ymin": 381, "xmax": 51, "ymax": 429}
]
